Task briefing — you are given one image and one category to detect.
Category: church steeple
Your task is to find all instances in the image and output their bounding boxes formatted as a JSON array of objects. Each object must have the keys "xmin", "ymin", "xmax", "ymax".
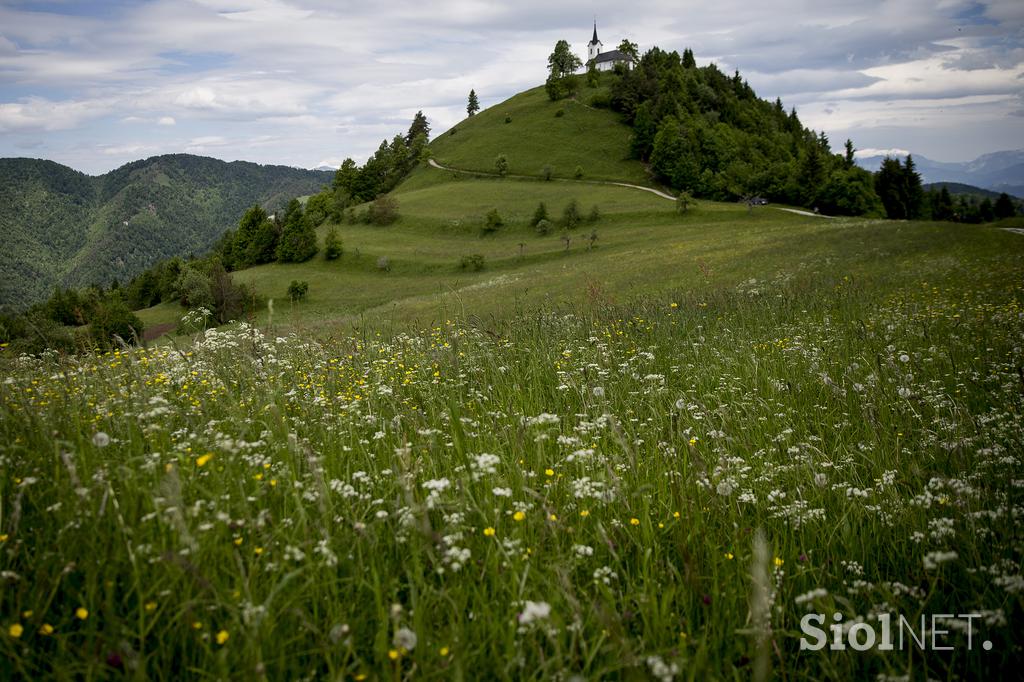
[{"xmin": 588, "ymin": 20, "xmax": 603, "ymax": 62}]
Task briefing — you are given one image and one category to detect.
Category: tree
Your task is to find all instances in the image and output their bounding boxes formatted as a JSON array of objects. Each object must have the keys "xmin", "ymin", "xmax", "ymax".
[
  {"xmin": 844, "ymin": 139, "xmax": 856, "ymax": 169},
  {"xmin": 366, "ymin": 195, "xmax": 400, "ymax": 225},
  {"xmin": 495, "ymin": 154, "xmax": 509, "ymax": 177},
  {"xmin": 994, "ymin": 192, "xmax": 1016, "ymax": 219},
  {"xmin": 467, "ymin": 89, "xmax": 480, "ymax": 117},
  {"xmin": 931, "ymin": 186, "xmax": 955, "ymax": 221},
  {"xmin": 531, "ymin": 201, "xmax": 549, "ymax": 227},
  {"xmin": 482, "ymin": 209, "xmax": 504, "ymax": 234},
  {"xmin": 324, "ymin": 225, "xmax": 343, "ymax": 260},
  {"xmin": 676, "ymin": 191, "xmax": 694, "ymax": 214},
  {"xmin": 617, "ymin": 39, "xmax": 639, "ymax": 64},
  {"xmin": 276, "ymin": 199, "xmax": 318, "ymax": 262},
  {"xmin": 546, "ymin": 40, "xmax": 582, "ymax": 101},
  {"xmin": 246, "ymin": 218, "xmax": 280, "ymax": 265},
  {"xmin": 287, "ymin": 280, "xmax": 309, "ymax": 302},
  {"xmin": 406, "ymin": 111, "xmax": 430, "ymax": 145},
  {"xmin": 563, "ymin": 199, "xmax": 580, "ymax": 228},
  {"xmin": 875, "ymin": 156, "xmax": 924, "ymax": 220},
  {"xmin": 88, "ymin": 297, "xmax": 142, "ymax": 348},
  {"xmin": 175, "ymin": 264, "xmax": 214, "ymax": 310},
  {"xmin": 682, "ymin": 48, "xmax": 697, "ymax": 69},
  {"xmin": 548, "ymin": 40, "xmax": 582, "ymax": 78}
]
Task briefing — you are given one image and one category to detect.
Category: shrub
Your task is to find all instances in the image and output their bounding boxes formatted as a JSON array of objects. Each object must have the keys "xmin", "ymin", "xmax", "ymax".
[
  {"xmin": 324, "ymin": 226, "xmax": 343, "ymax": 260},
  {"xmin": 574, "ymin": 165, "xmax": 584, "ymax": 179},
  {"xmin": 367, "ymin": 196, "xmax": 399, "ymax": 225},
  {"xmin": 376, "ymin": 256, "xmax": 391, "ymax": 272},
  {"xmin": 459, "ymin": 254, "xmax": 486, "ymax": 271},
  {"xmin": 555, "ymin": 109, "xmax": 564, "ymax": 118},
  {"xmin": 542, "ymin": 165, "xmax": 553, "ymax": 181},
  {"xmin": 495, "ymin": 154, "xmax": 509, "ymax": 178},
  {"xmin": 563, "ymin": 199, "xmax": 581, "ymax": 228},
  {"xmin": 590, "ymin": 92, "xmax": 611, "ymax": 108},
  {"xmin": 287, "ymin": 280, "xmax": 309, "ymax": 302},
  {"xmin": 89, "ymin": 298, "xmax": 143, "ymax": 348},
  {"xmin": 482, "ymin": 208, "xmax": 504, "ymax": 235},
  {"xmin": 504, "ymin": 113, "xmax": 512, "ymax": 123},
  {"xmin": 535, "ymin": 219, "xmax": 553, "ymax": 236},
  {"xmin": 531, "ymin": 201, "xmax": 549, "ymax": 227},
  {"xmin": 588, "ymin": 205, "xmax": 601, "ymax": 223},
  {"xmin": 676, "ymin": 191, "xmax": 695, "ymax": 214}
]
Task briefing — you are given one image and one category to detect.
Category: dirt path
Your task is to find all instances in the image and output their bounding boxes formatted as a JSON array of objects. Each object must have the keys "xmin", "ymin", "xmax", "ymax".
[
  {"xmin": 427, "ymin": 159, "xmax": 677, "ymax": 201},
  {"xmin": 1002, "ymin": 227, "xmax": 1024, "ymax": 235},
  {"xmin": 774, "ymin": 207, "xmax": 834, "ymax": 219}
]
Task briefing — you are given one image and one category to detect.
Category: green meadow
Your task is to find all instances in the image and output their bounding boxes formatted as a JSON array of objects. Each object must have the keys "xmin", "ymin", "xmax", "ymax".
[{"xmin": 4, "ymin": 77, "xmax": 1024, "ymax": 680}]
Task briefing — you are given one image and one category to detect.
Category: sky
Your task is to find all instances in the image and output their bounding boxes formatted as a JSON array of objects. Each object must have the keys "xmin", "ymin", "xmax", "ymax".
[{"xmin": 0, "ymin": 0, "xmax": 1022, "ymax": 175}]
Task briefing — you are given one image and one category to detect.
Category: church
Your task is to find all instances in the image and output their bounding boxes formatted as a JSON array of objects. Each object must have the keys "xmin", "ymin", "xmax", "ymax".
[{"xmin": 586, "ymin": 22, "xmax": 635, "ymax": 72}]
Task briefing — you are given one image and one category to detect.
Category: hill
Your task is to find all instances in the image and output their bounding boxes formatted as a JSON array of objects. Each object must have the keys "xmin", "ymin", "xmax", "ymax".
[
  {"xmin": 922, "ymin": 181, "xmax": 1019, "ymax": 201},
  {"xmin": 429, "ymin": 79, "xmax": 653, "ymax": 186},
  {"xmin": 857, "ymin": 149, "xmax": 1024, "ymax": 196},
  {"xmin": 0, "ymin": 155, "xmax": 332, "ymax": 309}
]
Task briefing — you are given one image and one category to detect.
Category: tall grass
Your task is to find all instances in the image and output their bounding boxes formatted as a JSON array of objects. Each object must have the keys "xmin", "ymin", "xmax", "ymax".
[{"xmin": 2, "ymin": 239, "xmax": 1021, "ymax": 678}]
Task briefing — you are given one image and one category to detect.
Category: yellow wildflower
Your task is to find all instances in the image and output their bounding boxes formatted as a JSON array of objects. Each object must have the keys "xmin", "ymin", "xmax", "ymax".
[
  {"xmin": 39, "ymin": 623, "xmax": 54, "ymax": 635},
  {"xmin": 439, "ymin": 646, "xmax": 450, "ymax": 656},
  {"xmin": 75, "ymin": 607, "xmax": 89, "ymax": 620},
  {"xmin": 513, "ymin": 511, "xmax": 526, "ymax": 522},
  {"xmin": 629, "ymin": 517, "xmax": 640, "ymax": 526},
  {"xmin": 8, "ymin": 623, "xmax": 23, "ymax": 638},
  {"xmin": 774, "ymin": 557, "xmax": 784, "ymax": 567},
  {"xmin": 196, "ymin": 453, "xmax": 213, "ymax": 467},
  {"xmin": 216, "ymin": 630, "xmax": 230, "ymax": 645},
  {"xmin": 483, "ymin": 527, "xmax": 495, "ymax": 537}
]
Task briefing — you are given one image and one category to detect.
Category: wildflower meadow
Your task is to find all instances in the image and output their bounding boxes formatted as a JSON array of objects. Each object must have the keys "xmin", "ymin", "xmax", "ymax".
[{"xmin": 2, "ymin": 242, "xmax": 1022, "ymax": 679}]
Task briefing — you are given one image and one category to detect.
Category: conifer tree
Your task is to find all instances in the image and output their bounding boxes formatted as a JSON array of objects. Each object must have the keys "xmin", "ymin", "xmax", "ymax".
[
  {"xmin": 276, "ymin": 199, "xmax": 318, "ymax": 263},
  {"xmin": 467, "ymin": 89, "xmax": 480, "ymax": 117}
]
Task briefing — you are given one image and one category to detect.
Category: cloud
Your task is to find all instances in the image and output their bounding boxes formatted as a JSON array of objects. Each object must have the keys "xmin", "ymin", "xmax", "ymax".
[
  {"xmin": 0, "ymin": 0, "xmax": 1021, "ymax": 172},
  {"xmin": 0, "ymin": 96, "xmax": 110, "ymax": 132}
]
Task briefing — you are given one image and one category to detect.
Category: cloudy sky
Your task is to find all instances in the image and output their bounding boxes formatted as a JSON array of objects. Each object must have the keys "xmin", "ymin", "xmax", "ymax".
[{"xmin": 1, "ymin": 0, "xmax": 1021, "ymax": 174}]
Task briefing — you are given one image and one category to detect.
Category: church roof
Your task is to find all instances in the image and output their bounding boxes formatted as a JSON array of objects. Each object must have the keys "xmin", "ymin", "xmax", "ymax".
[
  {"xmin": 590, "ymin": 23, "xmax": 599, "ymax": 45},
  {"xmin": 594, "ymin": 49, "xmax": 633, "ymax": 64}
]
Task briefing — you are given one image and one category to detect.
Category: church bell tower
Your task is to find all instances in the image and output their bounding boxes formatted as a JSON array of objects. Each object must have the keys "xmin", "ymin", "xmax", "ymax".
[{"xmin": 588, "ymin": 21, "xmax": 602, "ymax": 62}]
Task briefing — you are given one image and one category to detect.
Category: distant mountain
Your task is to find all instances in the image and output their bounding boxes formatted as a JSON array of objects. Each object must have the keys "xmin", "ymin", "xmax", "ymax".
[
  {"xmin": 0, "ymin": 154, "xmax": 332, "ymax": 309},
  {"xmin": 856, "ymin": 149, "xmax": 1024, "ymax": 197}
]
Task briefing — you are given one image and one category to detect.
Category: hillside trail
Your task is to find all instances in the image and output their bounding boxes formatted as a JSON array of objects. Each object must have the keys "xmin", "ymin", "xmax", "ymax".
[{"xmin": 427, "ymin": 158, "xmax": 677, "ymax": 200}]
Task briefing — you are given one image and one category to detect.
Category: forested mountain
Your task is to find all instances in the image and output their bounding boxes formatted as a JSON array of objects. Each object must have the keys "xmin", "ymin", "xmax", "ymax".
[{"xmin": 0, "ymin": 155, "xmax": 331, "ymax": 309}]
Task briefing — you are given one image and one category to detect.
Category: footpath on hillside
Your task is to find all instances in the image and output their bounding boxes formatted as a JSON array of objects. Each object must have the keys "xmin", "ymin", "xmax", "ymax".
[
  {"xmin": 426, "ymin": 159, "xmax": 842, "ymax": 219},
  {"xmin": 427, "ymin": 158, "xmax": 677, "ymax": 201}
]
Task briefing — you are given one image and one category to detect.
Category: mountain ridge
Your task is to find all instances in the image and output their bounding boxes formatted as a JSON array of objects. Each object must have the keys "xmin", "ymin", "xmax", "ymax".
[{"xmin": 0, "ymin": 154, "xmax": 332, "ymax": 309}]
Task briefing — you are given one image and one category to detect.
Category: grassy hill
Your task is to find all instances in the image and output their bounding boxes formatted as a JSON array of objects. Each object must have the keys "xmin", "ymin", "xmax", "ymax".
[
  {"xmin": 0, "ymin": 155, "xmax": 331, "ymax": 309},
  {"xmin": 429, "ymin": 78, "xmax": 652, "ymax": 186}
]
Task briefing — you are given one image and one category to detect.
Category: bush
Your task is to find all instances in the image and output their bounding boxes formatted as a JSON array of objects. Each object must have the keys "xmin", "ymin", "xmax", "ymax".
[
  {"xmin": 563, "ymin": 199, "xmax": 581, "ymax": 228},
  {"xmin": 495, "ymin": 154, "xmax": 509, "ymax": 178},
  {"xmin": 459, "ymin": 254, "xmax": 486, "ymax": 271},
  {"xmin": 287, "ymin": 280, "xmax": 309, "ymax": 302},
  {"xmin": 535, "ymin": 219, "xmax": 553, "ymax": 236},
  {"xmin": 574, "ymin": 165, "xmax": 584, "ymax": 179},
  {"xmin": 376, "ymin": 256, "xmax": 391, "ymax": 272},
  {"xmin": 504, "ymin": 113, "xmax": 512, "ymax": 123},
  {"xmin": 542, "ymin": 165, "xmax": 553, "ymax": 181},
  {"xmin": 324, "ymin": 226, "xmax": 343, "ymax": 260},
  {"xmin": 366, "ymin": 196, "xmax": 399, "ymax": 225},
  {"xmin": 589, "ymin": 92, "xmax": 611, "ymax": 108},
  {"xmin": 482, "ymin": 208, "xmax": 504, "ymax": 235},
  {"xmin": 588, "ymin": 205, "xmax": 601, "ymax": 223},
  {"xmin": 89, "ymin": 298, "xmax": 143, "ymax": 348},
  {"xmin": 531, "ymin": 201, "xmax": 549, "ymax": 227},
  {"xmin": 555, "ymin": 109, "xmax": 564, "ymax": 118}
]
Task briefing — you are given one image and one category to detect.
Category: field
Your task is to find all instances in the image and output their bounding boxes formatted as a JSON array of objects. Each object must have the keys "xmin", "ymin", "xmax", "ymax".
[{"xmin": 3, "ymin": 171, "xmax": 1023, "ymax": 677}]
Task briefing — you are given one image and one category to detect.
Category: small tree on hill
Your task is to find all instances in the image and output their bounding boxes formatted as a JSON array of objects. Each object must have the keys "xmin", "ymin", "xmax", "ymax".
[
  {"xmin": 366, "ymin": 195, "xmax": 400, "ymax": 225},
  {"xmin": 563, "ymin": 199, "xmax": 580, "ymax": 228},
  {"xmin": 324, "ymin": 225, "xmax": 343, "ymax": 260},
  {"xmin": 495, "ymin": 154, "xmax": 509, "ymax": 178},
  {"xmin": 676, "ymin": 191, "xmax": 694, "ymax": 214},
  {"xmin": 467, "ymin": 89, "xmax": 480, "ymax": 117},
  {"xmin": 287, "ymin": 280, "xmax": 309, "ymax": 302},
  {"xmin": 406, "ymin": 111, "xmax": 430, "ymax": 145},
  {"xmin": 531, "ymin": 201, "xmax": 549, "ymax": 227},
  {"xmin": 482, "ymin": 208, "xmax": 504, "ymax": 235}
]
